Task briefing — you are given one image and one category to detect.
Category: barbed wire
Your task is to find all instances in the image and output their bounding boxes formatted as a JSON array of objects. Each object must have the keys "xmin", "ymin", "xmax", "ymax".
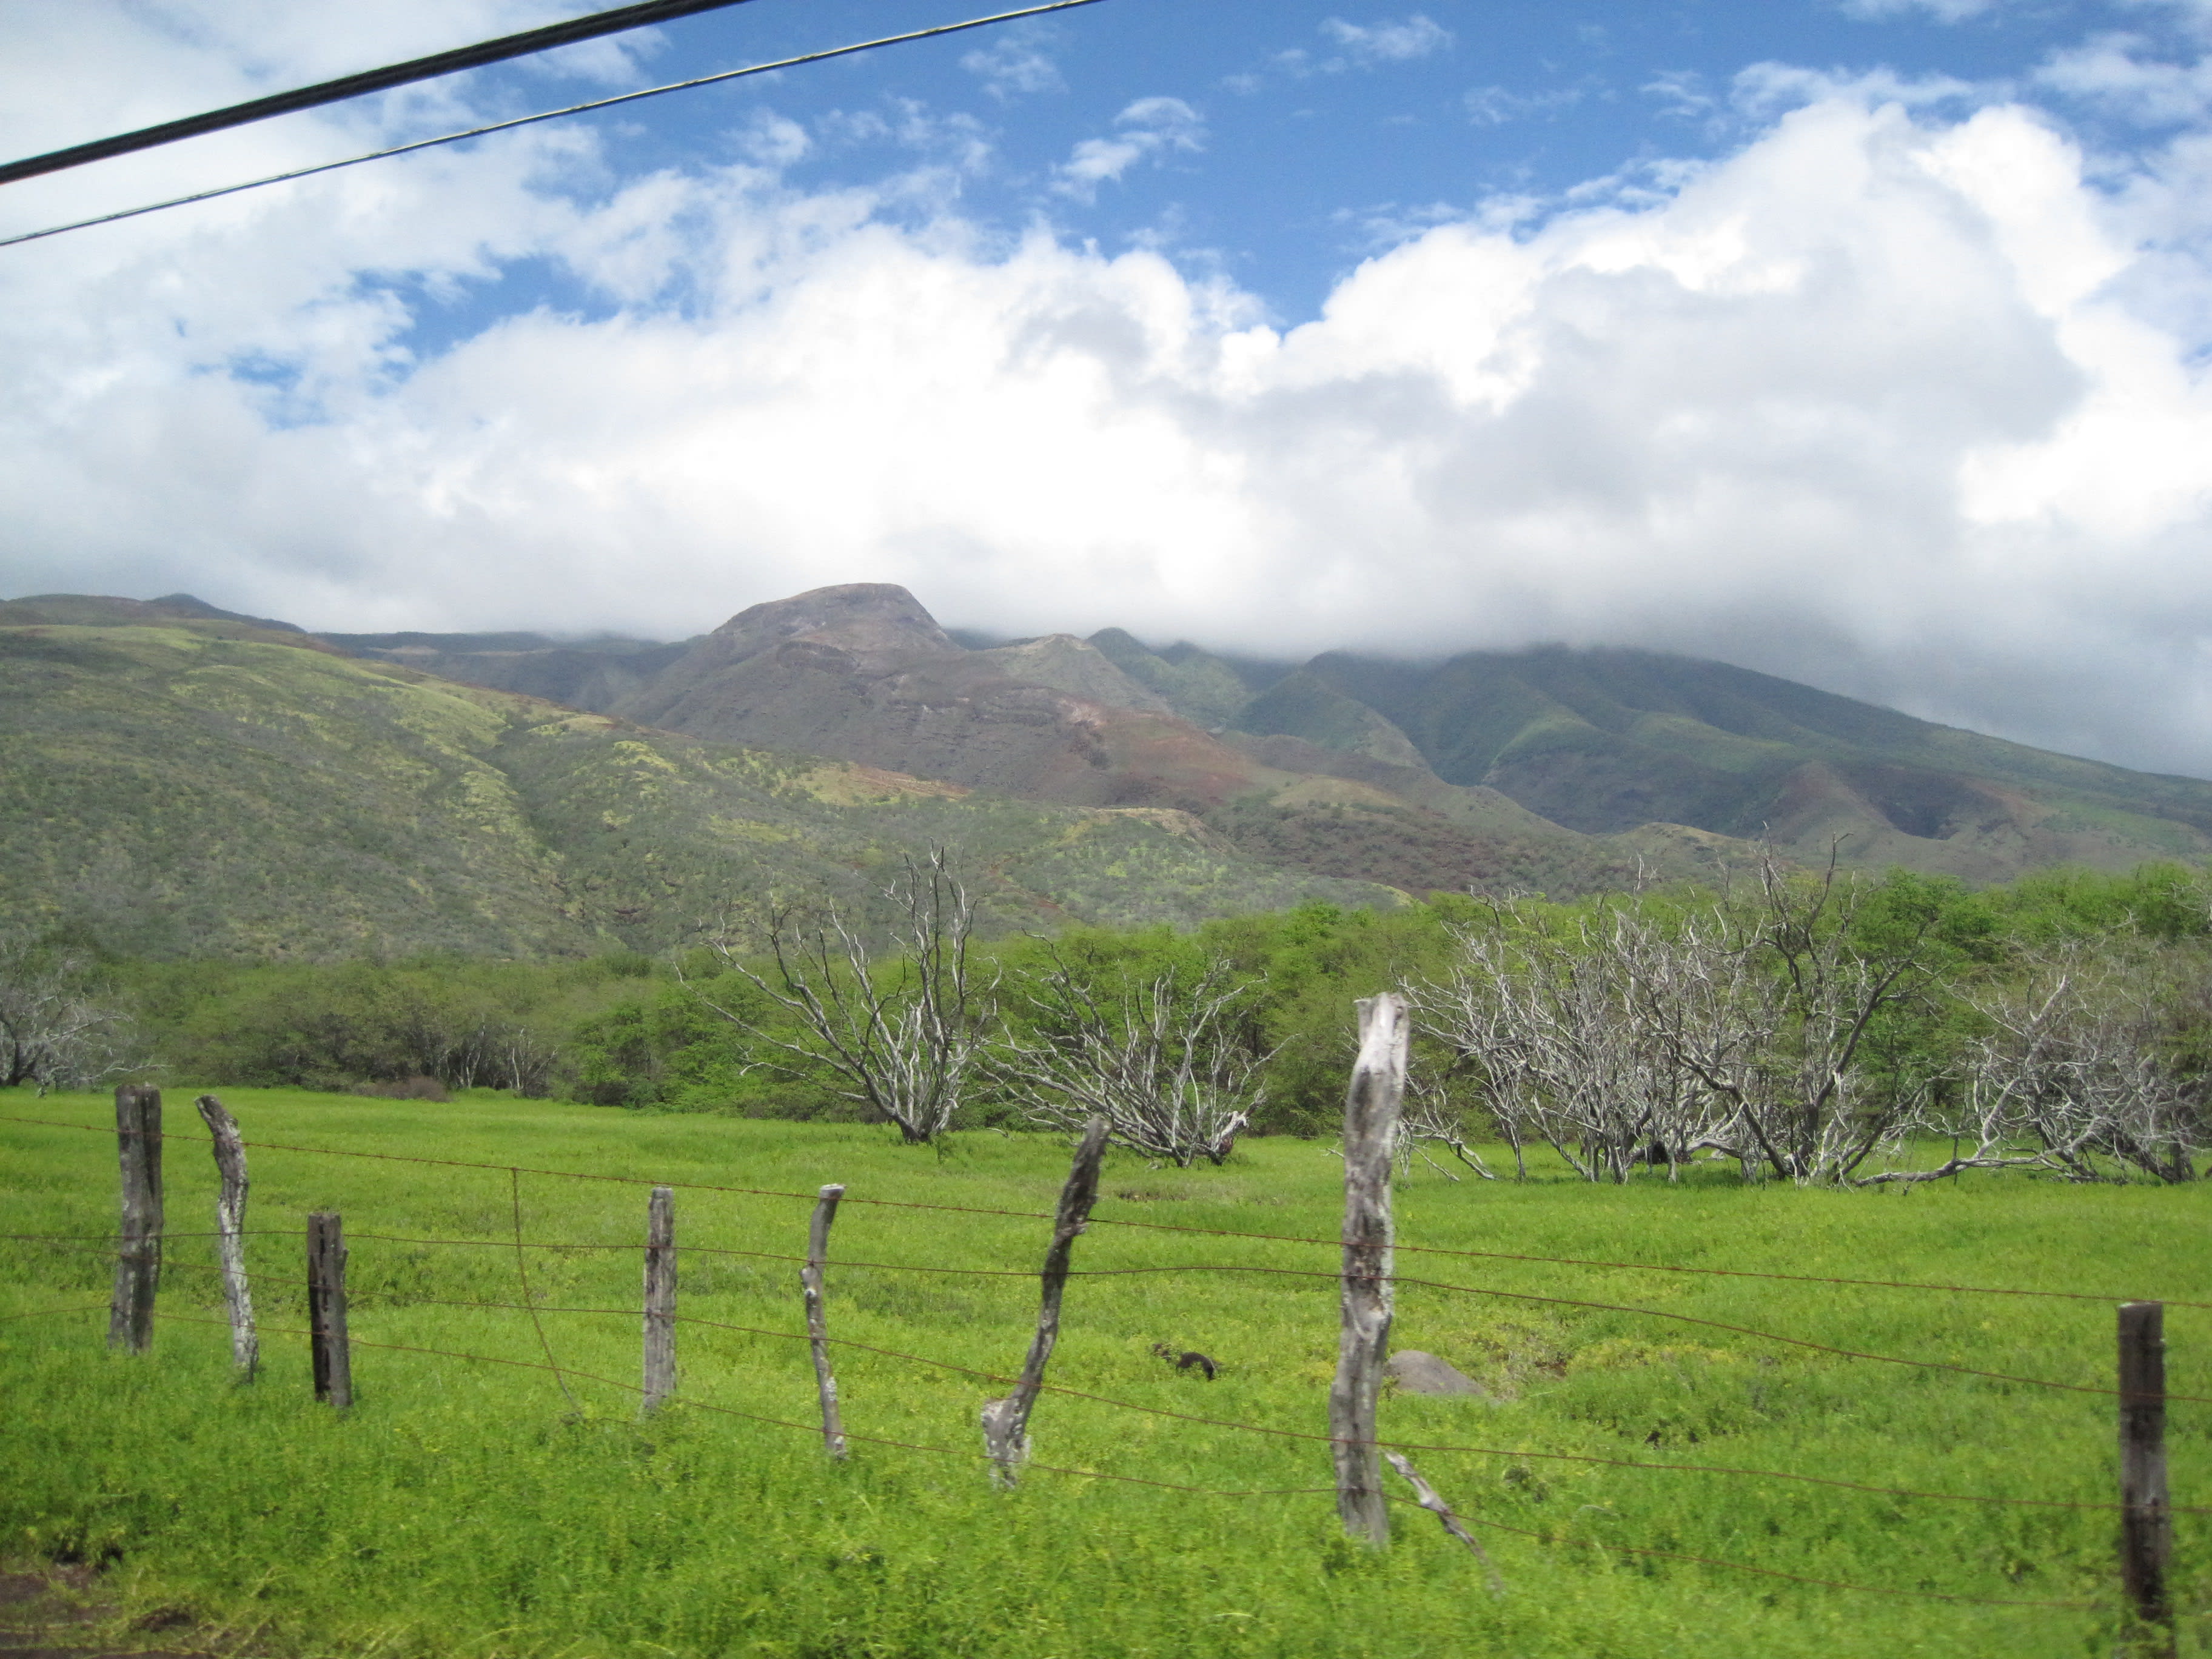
[
  {"xmin": 12, "ymin": 1105, "xmax": 2199, "ymax": 1614},
  {"xmin": 127, "ymin": 1309, "xmax": 2108, "ymax": 1609},
  {"xmin": 71, "ymin": 1255, "xmax": 2206, "ymax": 1517},
  {"xmin": 7, "ymin": 1190, "xmax": 2201, "ymax": 1402},
  {"xmin": 31, "ymin": 1222, "xmax": 2191, "ymax": 1404},
  {"xmin": 329, "ymin": 1292, "xmax": 2202, "ymax": 1516},
  {"xmin": 0, "ymin": 1304, "xmax": 110, "ymax": 1322},
  {"xmin": 3, "ymin": 1111, "xmax": 2203, "ymax": 1309}
]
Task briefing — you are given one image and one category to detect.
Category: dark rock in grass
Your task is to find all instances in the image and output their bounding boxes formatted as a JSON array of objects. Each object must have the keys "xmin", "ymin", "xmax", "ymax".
[{"xmin": 1384, "ymin": 1350, "xmax": 1488, "ymax": 1396}]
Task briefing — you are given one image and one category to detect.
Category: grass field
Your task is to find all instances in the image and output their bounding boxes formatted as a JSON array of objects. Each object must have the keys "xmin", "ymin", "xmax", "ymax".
[{"xmin": 2, "ymin": 1087, "xmax": 2207, "ymax": 1658}]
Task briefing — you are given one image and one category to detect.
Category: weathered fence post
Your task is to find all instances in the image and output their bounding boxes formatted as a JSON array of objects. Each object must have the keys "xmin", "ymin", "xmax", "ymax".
[
  {"xmin": 642, "ymin": 1186, "xmax": 676, "ymax": 1414},
  {"xmin": 195, "ymin": 1094, "xmax": 256, "ymax": 1379},
  {"xmin": 2119, "ymin": 1301, "xmax": 2173, "ymax": 1652},
  {"xmin": 307, "ymin": 1212, "xmax": 353, "ymax": 1410},
  {"xmin": 1385, "ymin": 1450, "xmax": 1506, "ymax": 1595},
  {"xmin": 802, "ymin": 1183, "xmax": 847, "ymax": 1459},
  {"xmin": 107, "ymin": 1084, "xmax": 162, "ymax": 1353},
  {"xmin": 1332, "ymin": 993, "xmax": 1407, "ymax": 1546},
  {"xmin": 981, "ymin": 1118, "xmax": 1110, "ymax": 1487}
]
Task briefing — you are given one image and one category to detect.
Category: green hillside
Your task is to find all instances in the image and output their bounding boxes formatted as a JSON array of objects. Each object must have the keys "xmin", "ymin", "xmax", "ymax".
[
  {"xmin": 0, "ymin": 618, "xmax": 1390, "ymax": 960},
  {"xmin": 28, "ymin": 585, "xmax": 2212, "ymax": 909},
  {"xmin": 1264, "ymin": 646, "xmax": 2212, "ymax": 879}
]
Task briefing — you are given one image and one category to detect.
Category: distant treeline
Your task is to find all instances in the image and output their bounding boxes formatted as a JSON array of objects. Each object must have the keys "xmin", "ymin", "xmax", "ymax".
[{"xmin": 7, "ymin": 859, "xmax": 2211, "ymax": 1178}]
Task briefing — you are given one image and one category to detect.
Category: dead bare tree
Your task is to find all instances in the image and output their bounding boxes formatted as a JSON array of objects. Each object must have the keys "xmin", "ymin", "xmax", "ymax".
[
  {"xmin": 1394, "ymin": 1064, "xmax": 1500, "ymax": 1181},
  {"xmin": 1673, "ymin": 853, "xmax": 1939, "ymax": 1185},
  {"xmin": 0, "ymin": 937, "xmax": 142, "ymax": 1094},
  {"xmin": 1956, "ymin": 945, "xmax": 2203, "ymax": 1184},
  {"xmin": 692, "ymin": 850, "xmax": 984, "ymax": 1144},
  {"xmin": 1410, "ymin": 902, "xmax": 1723, "ymax": 1183},
  {"xmin": 995, "ymin": 954, "xmax": 1267, "ymax": 1166},
  {"xmin": 1412, "ymin": 851, "xmax": 1942, "ymax": 1187}
]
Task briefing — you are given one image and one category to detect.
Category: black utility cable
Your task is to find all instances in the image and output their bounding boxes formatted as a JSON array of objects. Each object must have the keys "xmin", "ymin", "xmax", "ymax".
[
  {"xmin": 0, "ymin": 0, "xmax": 1105, "ymax": 250},
  {"xmin": 0, "ymin": 0, "xmax": 766, "ymax": 189}
]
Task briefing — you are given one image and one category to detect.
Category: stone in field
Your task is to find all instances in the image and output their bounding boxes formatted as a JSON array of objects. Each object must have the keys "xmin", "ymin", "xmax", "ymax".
[{"xmin": 1384, "ymin": 1350, "xmax": 1487, "ymax": 1396}]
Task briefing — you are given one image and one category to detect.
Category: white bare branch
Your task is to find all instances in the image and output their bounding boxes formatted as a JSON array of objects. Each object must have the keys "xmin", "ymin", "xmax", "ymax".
[
  {"xmin": 0, "ymin": 937, "xmax": 142, "ymax": 1094},
  {"xmin": 688, "ymin": 850, "xmax": 986, "ymax": 1144},
  {"xmin": 995, "ymin": 954, "xmax": 1267, "ymax": 1166}
]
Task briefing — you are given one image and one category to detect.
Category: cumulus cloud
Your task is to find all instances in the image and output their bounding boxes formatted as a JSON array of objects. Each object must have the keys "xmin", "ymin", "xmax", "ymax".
[
  {"xmin": 1053, "ymin": 97, "xmax": 1205, "ymax": 198},
  {"xmin": 9, "ymin": 11, "xmax": 2212, "ymax": 780}
]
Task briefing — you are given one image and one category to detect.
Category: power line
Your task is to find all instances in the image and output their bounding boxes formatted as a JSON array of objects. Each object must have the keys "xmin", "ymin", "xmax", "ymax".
[
  {"xmin": 0, "ymin": 0, "xmax": 769, "ymax": 189},
  {"xmin": 0, "ymin": 1, "xmax": 1107, "ymax": 251}
]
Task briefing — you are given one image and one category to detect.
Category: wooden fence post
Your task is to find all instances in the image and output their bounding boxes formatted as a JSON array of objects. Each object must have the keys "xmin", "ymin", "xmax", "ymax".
[
  {"xmin": 642, "ymin": 1186, "xmax": 676, "ymax": 1414},
  {"xmin": 1384, "ymin": 1450, "xmax": 1506, "ymax": 1595},
  {"xmin": 1332, "ymin": 994, "xmax": 1407, "ymax": 1546},
  {"xmin": 107, "ymin": 1084, "xmax": 162, "ymax": 1353},
  {"xmin": 194, "ymin": 1094, "xmax": 256, "ymax": 1380},
  {"xmin": 307, "ymin": 1212, "xmax": 352, "ymax": 1410},
  {"xmin": 981, "ymin": 1119, "xmax": 1110, "ymax": 1487},
  {"xmin": 802, "ymin": 1184, "xmax": 847, "ymax": 1459},
  {"xmin": 2119, "ymin": 1301, "xmax": 2173, "ymax": 1652}
]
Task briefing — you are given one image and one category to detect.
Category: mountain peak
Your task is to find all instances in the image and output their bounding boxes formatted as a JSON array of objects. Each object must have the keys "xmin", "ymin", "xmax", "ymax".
[{"xmin": 712, "ymin": 582, "xmax": 957, "ymax": 672}]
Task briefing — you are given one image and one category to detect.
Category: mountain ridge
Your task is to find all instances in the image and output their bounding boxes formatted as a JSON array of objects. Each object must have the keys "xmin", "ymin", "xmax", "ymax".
[
  {"xmin": 13, "ymin": 583, "xmax": 2211, "ymax": 957},
  {"xmin": 0, "ymin": 606, "xmax": 1396, "ymax": 959},
  {"xmin": 309, "ymin": 581, "xmax": 2208, "ymax": 886}
]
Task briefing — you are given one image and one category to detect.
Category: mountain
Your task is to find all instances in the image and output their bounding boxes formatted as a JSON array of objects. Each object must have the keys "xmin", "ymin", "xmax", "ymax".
[
  {"xmin": 367, "ymin": 582, "xmax": 2210, "ymax": 886},
  {"xmin": 321, "ymin": 626, "xmax": 691, "ymax": 711},
  {"xmin": 0, "ymin": 599, "xmax": 1391, "ymax": 960},
  {"xmin": 15, "ymin": 583, "xmax": 2205, "ymax": 959},
  {"xmin": 1266, "ymin": 646, "xmax": 2212, "ymax": 880},
  {"xmin": 592, "ymin": 585, "xmax": 1693, "ymax": 894}
]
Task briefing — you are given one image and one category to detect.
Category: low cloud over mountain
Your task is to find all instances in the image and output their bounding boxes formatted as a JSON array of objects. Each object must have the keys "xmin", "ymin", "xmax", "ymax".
[{"xmin": 7, "ymin": 9, "xmax": 2212, "ymax": 778}]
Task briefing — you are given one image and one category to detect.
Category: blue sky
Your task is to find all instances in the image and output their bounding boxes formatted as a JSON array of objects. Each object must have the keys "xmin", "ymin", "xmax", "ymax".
[
  {"xmin": 3, "ymin": 1, "xmax": 2212, "ymax": 774},
  {"xmin": 201, "ymin": 0, "xmax": 2207, "ymax": 340}
]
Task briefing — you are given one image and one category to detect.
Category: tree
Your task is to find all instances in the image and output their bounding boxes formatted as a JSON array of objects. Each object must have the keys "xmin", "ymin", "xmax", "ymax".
[
  {"xmin": 1956, "ymin": 943, "xmax": 2204, "ymax": 1184},
  {"xmin": 694, "ymin": 850, "xmax": 985, "ymax": 1144},
  {"xmin": 1394, "ymin": 1064, "xmax": 1501, "ymax": 1181},
  {"xmin": 1410, "ymin": 900, "xmax": 1726, "ymax": 1184},
  {"xmin": 995, "ymin": 952, "xmax": 1267, "ymax": 1166},
  {"xmin": 1410, "ymin": 851, "xmax": 1945, "ymax": 1186},
  {"xmin": 0, "ymin": 937, "xmax": 140, "ymax": 1094},
  {"xmin": 1660, "ymin": 853, "xmax": 1940, "ymax": 1185}
]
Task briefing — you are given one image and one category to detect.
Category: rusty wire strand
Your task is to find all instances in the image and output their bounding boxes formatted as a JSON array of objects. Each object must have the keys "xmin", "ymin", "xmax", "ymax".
[
  {"xmin": 137, "ymin": 1310, "xmax": 2105, "ymax": 1609},
  {"xmin": 2, "ymin": 1112, "xmax": 2200, "ymax": 1309}
]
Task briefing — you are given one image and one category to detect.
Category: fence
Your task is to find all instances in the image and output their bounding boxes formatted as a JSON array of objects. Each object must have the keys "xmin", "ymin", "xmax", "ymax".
[{"xmin": 0, "ymin": 994, "xmax": 2197, "ymax": 1648}]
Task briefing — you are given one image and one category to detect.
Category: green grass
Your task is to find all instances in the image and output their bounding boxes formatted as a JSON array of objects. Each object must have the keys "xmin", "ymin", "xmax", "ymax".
[{"xmin": 3, "ymin": 1087, "xmax": 2207, "ymax": 1657}]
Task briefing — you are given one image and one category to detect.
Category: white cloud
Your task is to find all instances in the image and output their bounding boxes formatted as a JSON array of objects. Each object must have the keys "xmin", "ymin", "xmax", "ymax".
[
  {"xmin": 2038, "ymin": 32, "xmax": 2212, "ymax": 123},
  {"xmin": 11, "ymin": 11, "xmax": 2212, "ymax": 781},
  {"xmin": 1262, "ymin": 15, "xmax": 1453, "ymax": 82},
  {"xmin": 1839, "ymin": 0, "xmax": 2007, "ymax": 21},
  {"xmin": 960, "ymin": 32, "xmax": 1065, "ymax": 100},
  {"xmin": 1319, "ymin": 15, "xmax": 1455, "ymax": 65},
  {"xmin": 1053, "ymin": 97, "xmax": 1205, "ymax": 198},
  {"xmin": 1731, "ymin": 62, "xmax": 1985, "ymax": 117},
  {"xmin": 1465, "ymin": 84, "xmax": 1588, "ymax": 126}
]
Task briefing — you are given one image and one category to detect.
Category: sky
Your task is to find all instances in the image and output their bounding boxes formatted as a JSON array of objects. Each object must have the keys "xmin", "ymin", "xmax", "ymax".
[{"xmin": 3, "ymin": 0, "xmax": 2211, "ymax": 776}]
